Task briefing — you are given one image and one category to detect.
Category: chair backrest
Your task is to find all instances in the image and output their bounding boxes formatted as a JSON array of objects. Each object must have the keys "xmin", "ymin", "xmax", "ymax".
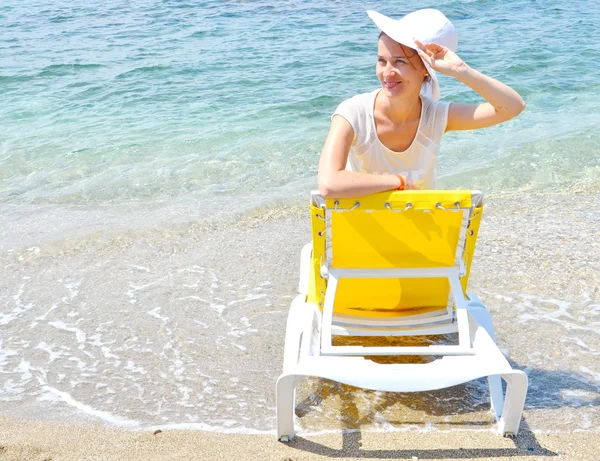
[{"xmin": 307, "ymin": 190, "xmax": 483, "ymax": 318}]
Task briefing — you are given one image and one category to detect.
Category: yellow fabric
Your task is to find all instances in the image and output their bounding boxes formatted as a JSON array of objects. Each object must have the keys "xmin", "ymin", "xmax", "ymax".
[
  {"xmin": 331, "ymin": 208, "xmax": 461, "ymax": 268},
  {"xmin": 307, "ymin": 190, "xmax": 483, "ymax": 318}
]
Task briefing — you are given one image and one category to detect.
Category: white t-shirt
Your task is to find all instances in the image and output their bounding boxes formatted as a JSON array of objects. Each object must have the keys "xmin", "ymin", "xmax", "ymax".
[{"xmin": 333, "ymin": 89, "xmax": 451, "ymax": 189}]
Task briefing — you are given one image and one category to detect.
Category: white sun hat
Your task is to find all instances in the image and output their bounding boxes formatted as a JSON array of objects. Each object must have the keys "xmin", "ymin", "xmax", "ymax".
[{"xmin": 367, "ymin": 9, "xmax": 458, "ymax": 101}]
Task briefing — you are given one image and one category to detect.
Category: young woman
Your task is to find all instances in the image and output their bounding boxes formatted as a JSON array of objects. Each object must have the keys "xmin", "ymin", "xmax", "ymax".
[{"xmin": 318, "ymin": 9, "xmax": 525, "ymax": 198}]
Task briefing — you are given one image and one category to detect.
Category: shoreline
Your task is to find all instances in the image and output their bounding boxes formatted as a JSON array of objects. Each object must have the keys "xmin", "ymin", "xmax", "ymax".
[{"xmin": 3, "ymin": 158, "xmax": 598, "ymax": 253}]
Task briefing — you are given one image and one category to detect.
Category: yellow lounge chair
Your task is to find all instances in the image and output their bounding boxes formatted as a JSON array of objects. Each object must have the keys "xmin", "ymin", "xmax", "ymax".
[{"xmin": 276, "ymin": 190, "xmax": 528, "ymax": 441}]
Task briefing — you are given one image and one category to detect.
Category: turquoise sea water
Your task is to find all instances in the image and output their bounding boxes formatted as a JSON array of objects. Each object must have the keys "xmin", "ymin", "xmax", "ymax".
[{"xmin": 2, "ymin": 0, "xmax": 600, "ymax": 237}]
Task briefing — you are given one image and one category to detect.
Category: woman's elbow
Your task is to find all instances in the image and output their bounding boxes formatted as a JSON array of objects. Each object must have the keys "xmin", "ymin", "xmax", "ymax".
[
  {"xmin": 318, "ymin": 179, "xmax": 334, "ymax": 199},
  {"xmin": 318, "ymin": 174, "xmax": 338, "ymax": 199},
  {"xmin": 516, "ymin": 97, "xmax": 526, "ymax": 115},
  {"xmin": 500, "ymin": 98, "xmax": 526, "ymax": 123}
]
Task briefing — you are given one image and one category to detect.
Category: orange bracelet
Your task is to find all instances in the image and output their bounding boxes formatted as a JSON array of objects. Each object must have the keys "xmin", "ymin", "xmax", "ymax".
[{"xmin": 395, "ymin": 174, "xmax": 405, "ymax": 191}]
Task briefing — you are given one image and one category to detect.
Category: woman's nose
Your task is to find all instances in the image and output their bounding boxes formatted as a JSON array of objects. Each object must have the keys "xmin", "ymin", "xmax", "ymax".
[
  {"xmin": 385, "ymin": 66, "xmax": 397, "ymax": 77},
  {"xmin": 385, "ymin": 62, "xmax": 397, "ymax": 74}
]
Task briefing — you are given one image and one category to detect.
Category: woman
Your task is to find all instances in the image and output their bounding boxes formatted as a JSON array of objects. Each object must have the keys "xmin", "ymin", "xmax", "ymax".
[{"xmin": 318, "ymin": 9, "xmax": 525, "ymax": 198}]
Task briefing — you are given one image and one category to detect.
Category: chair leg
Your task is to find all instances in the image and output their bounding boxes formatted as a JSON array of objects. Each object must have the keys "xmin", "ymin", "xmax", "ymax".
[
  {"xmin": 488, "ymin": 374, "xmax": 504, "ymax": 417},
  {"xmin": 276, "ymin": 374, "xmax": 298, "ymax": 441},
  {"xmin": 497, "ymin": 371, "xmax": 528, "ymax": 437},
  {"xmin": 278, "ymin": 297, "xmax": 317, "ymax": 440},
  {"xmin": 282, "ymin": 295, "xmax": 308, "ymax": 372},
  {"xmin": 468, "ymin": 305, "xmax": 497, "ymax": 341},
  {"xmin": 466, "ymin": 291, "xmax": 484, "ymax": 306},
  {"xmin": 466, "ymin": 297, "xmax": 510, "ymax": 420},
  {"xmin": 298, "ymin": 243, "xmax": 312, "ymax": 296},
  {"xmin": 469, "ymin": 305, "xmax": 507, "ymax": 419}
]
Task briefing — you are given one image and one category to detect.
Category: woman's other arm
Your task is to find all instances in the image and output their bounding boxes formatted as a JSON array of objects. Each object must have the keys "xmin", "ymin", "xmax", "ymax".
[
  {"xmin": 445, "ymin": 65, "xmax": 526, "ymax": 131},
  {"xmin": 415, "ymin": 40, "xmax": 526, "ymax": 131}
]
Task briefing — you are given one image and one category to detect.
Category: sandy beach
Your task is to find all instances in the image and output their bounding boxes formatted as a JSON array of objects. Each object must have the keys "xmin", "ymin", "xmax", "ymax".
[
  {"xmin": 1, "ymin": 180, "xmax": 599, "ymax": 460},
  {"xmin": 1, "ymin": 417, "xmax": 599, "ymax": 460}
]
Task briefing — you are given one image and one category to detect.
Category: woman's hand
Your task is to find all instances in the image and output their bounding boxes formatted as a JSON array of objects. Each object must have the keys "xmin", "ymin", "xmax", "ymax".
[
  {"xmin": 404, "ymin": 177, "xmax": 420, "ymax": 190},
  {"xmin": 414, "ymin": 39, "xmax": 467, "ymax": 77}
]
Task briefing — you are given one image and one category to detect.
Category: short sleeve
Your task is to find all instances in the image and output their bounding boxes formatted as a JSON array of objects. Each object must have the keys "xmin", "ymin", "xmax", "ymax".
[
  {"xmin": 433, "ymin": 100, "xmax": 451, "ymax": 138},
  {"xmin": 332, "ymin": 98, "xmax": 361, "ymax": 140}
]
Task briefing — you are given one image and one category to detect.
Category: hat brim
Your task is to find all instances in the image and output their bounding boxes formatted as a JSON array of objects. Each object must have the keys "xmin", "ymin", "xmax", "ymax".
[{"xmin": 367, "ymin": 10, "xmax": 440, "ymax": 101}]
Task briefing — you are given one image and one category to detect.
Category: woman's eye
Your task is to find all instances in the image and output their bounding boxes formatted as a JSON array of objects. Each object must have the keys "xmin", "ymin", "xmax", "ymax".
[
  {"xmin": 396, "ymin": 59, "xmax": 406, "ymax": 64},
  {"xmin": 378, "ymin": 58, "xmax": 385, "ymax": 64}
]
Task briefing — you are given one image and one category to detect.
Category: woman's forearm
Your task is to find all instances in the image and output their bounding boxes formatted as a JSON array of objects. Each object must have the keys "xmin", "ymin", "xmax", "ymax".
[
  {"xmin": 452, "ymin": 63, "xmax": 526, "ymax": 118},
  {"xmin": 318, "ymin": 170, "xmax": 401, "ymax": 198}
]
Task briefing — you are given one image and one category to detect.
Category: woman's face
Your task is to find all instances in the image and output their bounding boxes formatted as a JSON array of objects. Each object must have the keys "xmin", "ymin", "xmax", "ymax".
[{"xmin": 376, "ymin": 33, "xmax": 428, "ymax": 99}]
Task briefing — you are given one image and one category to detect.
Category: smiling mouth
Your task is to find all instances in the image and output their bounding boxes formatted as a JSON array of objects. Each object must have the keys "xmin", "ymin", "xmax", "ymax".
[{"xmin": 384, "ymin": 81, "xmax": 401, "ymax": 89}]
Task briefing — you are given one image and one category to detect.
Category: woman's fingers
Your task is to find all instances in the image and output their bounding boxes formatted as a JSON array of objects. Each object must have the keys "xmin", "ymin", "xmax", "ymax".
[
  {"xmin": 414, "ymin": 39, "xmax": 447, "ymax": 58},
  {"xmin": 434, "ymin": 48, "xmax": 448, "ymax": 60},
  {"xmin": 413, "ymin": 41, "xmax": 464, "ymax": 76},
  {"xmin": 413, "ymin": 39, "xmax": 452, "ymax": 71},
  {"xmin": 413, "ymin": 39, "xmax": 433, "ymax": 58},
  {"xmin": 413, "ymin": 39, "xmax": 434, "ymax": 66},
  {"xmin": 414, "ymin": 39, "xmax": 426, "ymax": 52},
  {"xmin": 405, "ymin": 178, "xmax": 420, "ymax": 190}
]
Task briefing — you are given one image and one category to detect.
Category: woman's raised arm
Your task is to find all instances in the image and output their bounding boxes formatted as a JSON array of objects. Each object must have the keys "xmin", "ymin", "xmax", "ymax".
[{"xmin": 415, "ymin": 40, "xmax": 526, "ymax": 131}]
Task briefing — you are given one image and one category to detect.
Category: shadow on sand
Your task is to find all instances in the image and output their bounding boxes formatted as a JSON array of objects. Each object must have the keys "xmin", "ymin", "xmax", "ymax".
[{"xmin": 288, "ymin": 418, "xmax": 557, "ymax": 459}]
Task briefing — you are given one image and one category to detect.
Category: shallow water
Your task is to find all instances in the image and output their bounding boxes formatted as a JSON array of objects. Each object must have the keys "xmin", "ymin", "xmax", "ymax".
[
  {"xmin": 1, "ymin": 0, "xmax": 600, "ymax": 435},
  {"xmin": 1, "ymin": 189, "xmax": 599, "ymax": 434}
]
